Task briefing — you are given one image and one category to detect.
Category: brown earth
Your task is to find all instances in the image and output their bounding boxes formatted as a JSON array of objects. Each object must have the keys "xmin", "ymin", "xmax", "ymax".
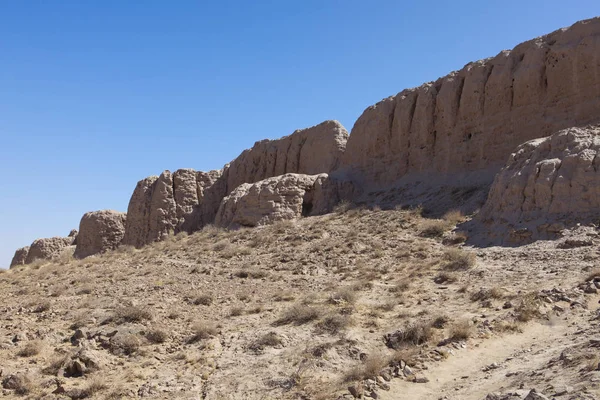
[{"xmin": 2, "ymin": 208, "xmax": 600, "ymax": 399}]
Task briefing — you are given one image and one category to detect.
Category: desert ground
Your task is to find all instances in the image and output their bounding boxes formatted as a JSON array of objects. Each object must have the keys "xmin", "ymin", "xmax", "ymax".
[{"xmin": 2, "ymin": 205, "xmax": 600, "ymax": 399}]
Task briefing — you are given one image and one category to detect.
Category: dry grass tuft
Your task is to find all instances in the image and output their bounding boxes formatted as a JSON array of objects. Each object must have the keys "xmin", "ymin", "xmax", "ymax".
[
  {"xmin": 229, "ymin": 306, "xmax": 244, "ymax": 317},
  {"xmin": 78, "ymin": 377, "xmax": 108, "ymax": 398},
  {"xmin": 389, "ymin": 279, "xmax": 411, "ymax": 294},
  {"xmin": 343, "ymin": 353, "xmax": 388, "ymax": 383},
  {"xmin": 273, "ymin": 291, "xmax": 295, "ymax": 302},
  {"xmin": 333, "ymin": 200, "xmax": 352, "ymax": 214},
  {"xmin": 113, "ymin": 306, "xmax": 153, "ymax": 324},
  {"xmin": 146, "ymin": 328, "xmax": 169, "ymax": 344},
  {"xmin": 248, "ymin": 332, "xmax": 282, "ymax": 353},
  {"xmin": 515, "ymin": 293, "xmax": 542, "ymax": 322},
  {"xmin": 432, "ymin": 315, "xmax": 450, "ymax": 329},
  {"xmin": 315, "ymin": 314, "xmax": 351, "ymax": 334},
  {"xmin": 187, "ymin": 322, "xmax": 218, "ymax": 343},
  {"xmin": 387, "ymin": 320, "xmax": 434, "ymax": 348},
  {"xmin": 419, "ymin": 219, "xmax": 449, "ymax": 238},
  {"xmin": 274, "ymin": 304, "xmax": 322, "ymax": 326},
  {"xmin": 448, "ymin": 319, "xmax": 473, "ymax": 341},
  {"xmin": 434, "ymin": 271, "xmax": 457, "ymax": 284},
  {"xmin": 328, "ymin": 287, "xmax": 358, "ymax": 305},
  {"xmin": 442, "ymin": 209, "xmax": 464, "ymax": 225},
  {"xmin": 192, "ymin": 294, "xmax": 213, "ymax": 306},
  {"xmin": 470, "ymin": 287, "xmax": 504, "ymax": 302},
  {"xmin": 7, "ymin": 374, "xmax": 36, "ymax": 395},
  {"xmin": 33, "ymin": 300, "xmax": 51, "ymax": 313},
  {"xmin": 443, "ymin": 248, "xmax": 476, "ymax": 271},
  {"xmin": 110, "ymin": 334, "xmax": 140, "ymax": 356},
  {"xmin": 17, "ymin": 340, "xmax": 43, "ymax": 357}
]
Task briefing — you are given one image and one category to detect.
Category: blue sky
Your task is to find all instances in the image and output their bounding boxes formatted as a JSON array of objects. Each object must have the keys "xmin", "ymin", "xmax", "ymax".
[{"xmin": 1, "ymin": 1, "xmax": 598, "ymax": 267}]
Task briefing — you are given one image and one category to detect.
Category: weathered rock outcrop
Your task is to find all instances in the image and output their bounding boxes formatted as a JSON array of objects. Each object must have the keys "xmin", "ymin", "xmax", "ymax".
[
  {"xmin": 480, "ymin": 125, "xmax": 600, "ymax": 227},
  {"xmin": 74, "ymin": 210, "xmax": 127, "ymax": 258},
  {"xmin": 10, "ymin": 246, "xmax": 30, "ymax": 268},
  {"xmin": 122, "ymin": 120, "xmax": 348, "ymax": 246},
  {"xmin": 340, "ymin": 17, "xmax": 600, "ymax": 187},
  {"xmin": 215, "ymin": 173, "xmax": 326, "ymax": 229},
  {"xmin": 202, "ymin": 120, "xmax": 348, "ymax": 223},
  {"xmin": 122, "ymin": 169, "xmax": 222, "ymax": 248},
  {"xmin": 225, "ymin": 120, "xmax": 347, "ymax": 191},
  {"xmin": 25, "ymin": 236, "xmax": 74, "ymax": 264}
]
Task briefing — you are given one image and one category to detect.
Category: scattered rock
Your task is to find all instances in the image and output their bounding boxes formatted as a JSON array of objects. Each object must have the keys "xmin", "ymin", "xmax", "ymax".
[
  {"xmin": 557, "ymin": 238, "xmax": 594, "ymax": 249},
  {"xmin": 1, "ymin": 374, "xmax": 26, "ymax": 390},
  {"xmin": 348, "ymin": 383, "xmax": 364, "ymax": 398},
  {"xmin": 524, "ymin": 389, "xmax": 550, "ymax": 400}
]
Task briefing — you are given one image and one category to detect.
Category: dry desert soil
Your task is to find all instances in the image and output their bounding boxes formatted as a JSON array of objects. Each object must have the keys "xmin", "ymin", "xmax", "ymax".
[{"xmin": 2, "ymin": 206, "xmax": 600, "ymax": 400}]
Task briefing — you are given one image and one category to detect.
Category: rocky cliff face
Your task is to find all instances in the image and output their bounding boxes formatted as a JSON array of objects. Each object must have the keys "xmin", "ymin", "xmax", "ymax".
[
  {"xmin": 340, "ymin": 17, "xmax": 600, "ymax": 187},
  {"xmin": 214, "ymin": 173, "xmax": 327, "ymax": 229},
  {"xmin": 122, "ymin": 170, "xmax": 222, "ymax": 248},
  {"xmin": 480, "ymin": 125, "xmax": 600, "ymax": 227},
  {"xmin": 122, "ymin": 120, "xmax": 348, "ymax": 247},
  {"xmin": 25, "ymin": 236, "xmax": 75, "ymax": 264},
  {"xmin": 200, "ymin": 120, "xmax": 348, "ymax": 224}
]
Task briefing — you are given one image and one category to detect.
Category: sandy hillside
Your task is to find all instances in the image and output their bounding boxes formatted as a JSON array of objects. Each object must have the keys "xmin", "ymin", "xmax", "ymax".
[{"xmin": 1, "ymin": 207, "xmax": 600, "ymax": 400}]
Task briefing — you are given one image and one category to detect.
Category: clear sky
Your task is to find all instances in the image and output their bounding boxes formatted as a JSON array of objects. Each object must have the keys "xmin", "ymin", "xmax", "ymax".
[{"xmin": 1, "ymin": 1, "xmax": 598, "ymax": 268}]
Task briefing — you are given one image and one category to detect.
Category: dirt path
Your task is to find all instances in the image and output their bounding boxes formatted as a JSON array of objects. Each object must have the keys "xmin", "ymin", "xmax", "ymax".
[{"xmin": 379, "ymin": 320, "xmax": 575, "ymax": 400}]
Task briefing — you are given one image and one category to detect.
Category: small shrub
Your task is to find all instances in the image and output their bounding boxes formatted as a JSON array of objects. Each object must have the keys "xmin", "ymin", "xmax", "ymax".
[
  {"xmin": 273, "ymin": 292, "xmax": 295, "ymax": 302},
  {"xmin": 248, "ymin": 305, "xmax": 263, "ymax": 314},
  {"xmin": 229, "ymin": 306, "xmax": 244, "ymax": 317},
  {"xmin": 470, "ymin": 287, "xmax": 504, "ymax": 302},
  {"xmin": 434, "ymin": 271, "xmax": 457, "ymax": 284},
  {"xmin": 110, "ymin": 334, "xmax": 140, "ymax": 356},
  {"xmin": 419, "ymin": 220, "xmax": 449, "ymax": 238},
  {"xmin": 432, "ymin": 315, "xmax": 449, "ymax": 329},
  {"xmin": 193, "ymin": 294, "xmax": 213, "ymax": 306},
  {"xmin": 389, "ymin": 280, "xmax": 410, "ymax": 294},
  {"xmin": 114, "ymin": 306, "xmax": 152, "ymax": 324},
  {"xmin": 33, "ymin": 301, "xmax": 51, "ymax": 313},
  {"xmin": 43, "ymin": 354, "xmax": 70, "ymax": 375},
  {"xmin": 274, "ymin": 304, "xmax": 322, "ymax": 326},
  {"xmin": 234, "ymin": 270, "xmax": 249, "ymax": 278},
  {"xmin": 334, "ymin": 200, "xmax": 352, "ymax": 214},
  {"xmin": 248, "ymin": 332, "xmax": 282, "ymax": 353},
  {"xmin": 515, "ymin": 293, "xmax": 541, "ymax": 322},
  {"xmin": 376, "ymin": 300, "xmax": 397, "ymax": 312},
  {"xmin": 213, "ymin": 240, "xmax": 230, "ymax": 252},
  {"xmin": 8, "ymin": 374, "xmax": 35, "ymax": 395},
  {"xmin": 17, "ymin": 340, "xmax": 43, "ymax": 357},
  {"xmin": 443, "ymin": 248, "xmax": 475, "ymax": 271},
  {"xmin": 386, "ymin": 320, "xmax": 434, "ymax": 348},
  {"xmin": 328, "ymin": 287, "xmax": 357, "ymax": 305},
  {"xmin": 343, "ymin": 353, "xmax": 388, "ymax": 383},
  {"xmin": 442, "ymin": 210, "xmax": 464, "ymax": 225},
  {"xmin": 585, "ymin": 354, "xmax": 600, "ymax": 372},
  {"xmin": 79, "ymin": 377, "xmax": 108, "ymax": 398},
  {"xmin": 316, "ymin": 314, "xmax": 351, "ymax": 334},
  {"xmin": 146, "ymin": 328, "xmax": 169, "ymax": 344},
  {"xmin": 448, "ymin": 319, "xmax": 472, "ymax": 341},
  {"xmin": 187, "ymin": 322, "xmax": 218, "ymax": 344},
  {"xmin": 76, "ymin": 285, "xmax": 93, "ymax": 295}
]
